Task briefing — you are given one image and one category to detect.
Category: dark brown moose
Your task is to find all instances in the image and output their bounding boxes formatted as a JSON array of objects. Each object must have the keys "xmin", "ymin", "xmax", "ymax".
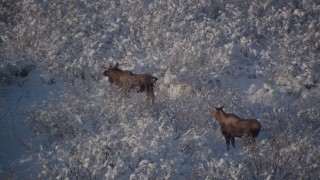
[
  {"xmin": 102, "ymin": 62, "xmax": 158, "ymax": 103},
  {"xmin": 211, "ymin": 106, "xmax": 261, "ymax": 150}
]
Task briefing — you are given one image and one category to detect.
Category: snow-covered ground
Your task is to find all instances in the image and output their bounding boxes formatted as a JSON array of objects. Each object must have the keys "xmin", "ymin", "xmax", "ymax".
[
  {"xmin": 1, "ymin": 0, "xmax": 319, "ymax": 179},
  {"xmin": 0, "ymin": 71, "xmax": 65, "ymax": 178}
]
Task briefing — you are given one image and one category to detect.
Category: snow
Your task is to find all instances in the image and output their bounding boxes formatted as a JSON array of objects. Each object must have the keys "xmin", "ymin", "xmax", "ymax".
[
  {"xmin": 0, "ymin": 71, "xmax": 65, "ymax": 177},
  {"xmin": 1, "ymin": 0, "xmax": 319, "ymax": 179}
]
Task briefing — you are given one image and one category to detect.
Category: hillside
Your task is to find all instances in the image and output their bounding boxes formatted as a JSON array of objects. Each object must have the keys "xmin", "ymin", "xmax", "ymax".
[{"xmin": 1, "ymin": 0, "xmax": 319, "ymax": 179}]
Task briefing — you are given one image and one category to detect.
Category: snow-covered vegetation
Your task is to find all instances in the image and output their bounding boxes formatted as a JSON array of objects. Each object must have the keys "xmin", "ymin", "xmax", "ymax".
[{"xmin": 1, "ymin": 0, "xmax": 319, "ymax": 179}]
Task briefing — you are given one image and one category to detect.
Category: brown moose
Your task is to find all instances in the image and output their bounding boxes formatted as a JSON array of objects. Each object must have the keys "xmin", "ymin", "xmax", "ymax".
[
  {"xmin": 102, "ymin": 62, "xmax": 158, "ymax": 103},
  {"xmin": 212, "ymin": 106, "xmax": 261, "ymax": 150}
]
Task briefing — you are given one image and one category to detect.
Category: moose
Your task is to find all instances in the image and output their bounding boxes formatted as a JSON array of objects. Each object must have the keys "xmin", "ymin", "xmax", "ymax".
[
  {"xmin": 211, "ymin": 106, "xmax": 261, "ymax": 150},
  {"xmin": 102, "ymin": 62, "xmax": 158, "ymax": 103}
]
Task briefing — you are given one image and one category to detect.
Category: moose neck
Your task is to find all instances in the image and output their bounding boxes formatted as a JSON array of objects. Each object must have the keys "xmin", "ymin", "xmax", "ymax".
[{"xmin": 217, "ymin": 110, "xmax": 228, "ymax": 124}]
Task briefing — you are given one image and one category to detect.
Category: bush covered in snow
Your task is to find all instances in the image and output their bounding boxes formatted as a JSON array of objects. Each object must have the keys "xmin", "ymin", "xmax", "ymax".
[{"xmin": 1, "ymin": 0, "xmax": 319, "ymax": 179}]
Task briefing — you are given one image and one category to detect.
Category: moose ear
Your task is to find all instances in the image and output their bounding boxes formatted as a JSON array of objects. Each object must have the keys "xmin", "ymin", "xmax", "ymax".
[
  {"xmin": 216, "ymin": 105, "xmax": 224, "ymax": 110},
  {"xmin": 114, "ymin": 62, "xmax": 119, "ymax": 68}
]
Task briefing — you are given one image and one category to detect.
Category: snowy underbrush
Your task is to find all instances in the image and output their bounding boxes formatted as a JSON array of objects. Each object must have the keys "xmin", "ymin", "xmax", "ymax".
[
  {"xmin": 27, "ymin": 79, "xmax": 320, "ymax": 179},
  {"xmin": 30, "ymin": 83, "xmax": 213, "ymax": 179},
  {"xmin": 241, "ymin": 104, "xmax": 320, "ymax": 179},
  {"xmin": 1, "ymin": 0, "xmax": 320, "ymax": 179},
  {"xmin": 0, "ymin": 65, "xmax": 64, "ymax": 178}
]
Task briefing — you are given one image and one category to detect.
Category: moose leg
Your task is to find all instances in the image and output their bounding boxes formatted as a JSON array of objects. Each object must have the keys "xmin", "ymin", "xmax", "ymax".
[
  {"xmin": 225, "ymin": 136, "xmax": 231, "ymax": 151},
  {"xmin": 150, "ymin": 93, "xmax": 155, "ymax": 104},
  {"xmin": 231, "ymin": 137, "xmax": 235, "ymax": 148},
  {"xmin": 146, "ymin": 91, "xmax": 155, "ymax": 104},
  {"xmin": 250, "ymin": 137, "xmax": 257, "ymax": 149},
  {"xmin": 123, "ymin": 90, "xmax": 131, "ymax": 99},
  {"xmin": 124, "ymin": 85, "xmax": 135, "ymax": 99}
]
